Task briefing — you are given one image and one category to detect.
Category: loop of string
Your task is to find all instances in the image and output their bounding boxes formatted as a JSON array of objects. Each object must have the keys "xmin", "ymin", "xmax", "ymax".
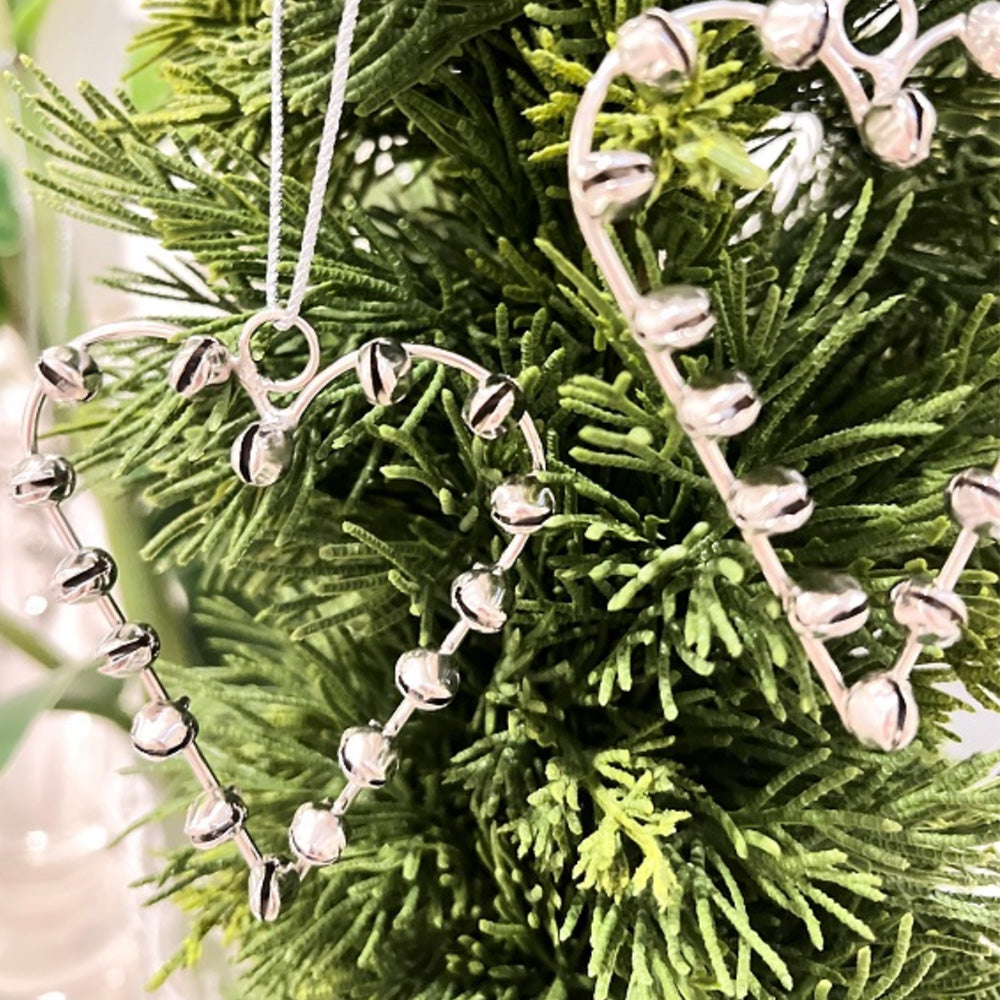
[{"xmin": 265, "ymin": 0, "xmax": 362, "ymax": 329}]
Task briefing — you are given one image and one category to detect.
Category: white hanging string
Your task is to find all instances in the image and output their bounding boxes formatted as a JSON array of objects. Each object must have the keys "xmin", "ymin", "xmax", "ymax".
[{"xmin": 265, "ymin": 0, "xmax": 363, "ymax": 325}]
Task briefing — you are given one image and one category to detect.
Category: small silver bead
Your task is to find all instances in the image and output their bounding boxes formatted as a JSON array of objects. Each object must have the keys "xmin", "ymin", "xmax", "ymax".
[
  {"xmin": 97, "ymin": 622, "xmax": 160, "ymax": 678},
  {"xmin": 9, "ymin": 454, "xmax": 76, "ymax": 506},
  {"xmin": 727, "ymin": 468, "xmax": 814, "ymax": 535},
  {"xmin": 395, "ymin": 648, "xmax": 460, "ymax": 711},
  {"xmin": 844, "ymin": 672, "xmax": 919, "ymax": 752},
  {"xmin": 965, "ymin": 3, "xmax": 1000, "ymax": 78},
  {"xmin": 52, "ymin": 547, "xmax": 117, "ymax": 604},
  {"xmin": 758, "ymin": 0, "xmax": 830, "ymax": 70},
  {"xmin": 130, "ymin": 697, "xmax": 198, "ymax": 760},
  {"xmin": 249, "ymin": 855, "xmax": 299, "ymax": 923},
  {"xmin": 451, "ymin": 563, "xmax": 512, "ymax": 633},
  {"xmin": 787, "ymin": 572, "xmax": 870, "ymax": 640},
  {"xmin": 338, "ymin": 724, "xmax": 398, "ymax": 788},
  {"xmin": 861, "ymin": 89, "xmax": 936, "ymax": 169},
  {"xmin": 168, "ymin": 336, "xmax": 231, "ymax": 398},
  {"xmin": 490, "ymin": 474, "xmax": 555, "ymax": 535},
  {"xmin": 184, "ymin": 786, "xmax": 247, "ymax": 849},
  {"xmin": 289, "ymin": 801, "xmax": 348, "ymax": 867},
  {"xmin": 891, "ymin": 579, "xmax": 967, "ymax": 648},
  {"xmin": 574, "ymin": 150, "xmax": 655, "ymax": 222},
  {"xmin": 462, "ymin": 374, "xmax": 525, "ymax": 440},
  {"xmin": 35, "ymin": 344, "xmax": 101, "ymax": 404},
  {"xmin": 357, "ymin": 338, "xmax": 412, "ymax": 406},
  {"xmin": 616, "ymin": 10, "xmax": 696, "ymax": 89},
  {"xmin": 677, "ymin": 372, "xmax": 761, "ymax": 438},
  {"xmin": 631, "ymin": 285, "xmax": 715, "ymax": 352},
  {"xmin": 231, "ymin": 420, "xmax": 293, "ymax": 487},
  {"xmin": 946, "ymin": 467, "xmax": 1000, "ymax": 540}
]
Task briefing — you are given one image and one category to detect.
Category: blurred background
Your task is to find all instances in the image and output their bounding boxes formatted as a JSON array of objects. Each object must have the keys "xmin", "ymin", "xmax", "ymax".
[
  {"xmin": 0, "ymin": 2, "xmax": 996, "ymax": 999},
  {"xmin": 0, "ymin": 1, "xmax": 230, "ymax": 997}
]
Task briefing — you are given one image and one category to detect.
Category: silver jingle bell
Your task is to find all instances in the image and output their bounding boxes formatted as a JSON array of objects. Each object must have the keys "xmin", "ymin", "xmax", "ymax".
[
  {"xmin": 490, "ymin": 474, "xmax": 555, "ymax": 535},
  {"xmin": 844, "ymin": 672, "xmax": 920, "ymax": 752},
  {"xmin": 231, "ymin": 419, "xmax": 293, "ymax": 487},
  {"xmin": 357, "ymin": 338, "xmax": 412, "ymax": 406},
  {"xmin": 787, "ymin": 572, "xmax": 870, "ymax": 640},
  {"xmin": 891, "ymin": 579, "xmax": 967, "ymax": 648},
  {"xmin": 9, "ymin": 453, "xmax": 76, "ymax": 506},
  {"xmin": 168, "ymin": 336, "xmax": 231, "ymax": 398},
  {"xmin": 184, "ymin": 786, "xmax": 248, "ymax": 849},
  {"xmin": 36, "ymin": 344, "xmax": 102, "ymax": 404},
  {"xmin": 97, "ymin": 622, "xmax": 160, "ymax": 678},
  {"xmin": 727, "ymin": 468, "xmax": 814, "ymax": 536},
  {"xmin": 395, "ymin": 648, "xmax": 460, "ymax": 711},
  {"xmin": 677, "ymin": 372, "xmax": 761, "ymax": 438},
  {"xmin": 946, "ymin": 467, "xmax": 1000, "ymax": 539},
  {"xmin": 289, "ymin": 801, "xmax": 348, "ymax": 868},
  {"xmin": 758, "ymin": 0, "xmax": 830, "ymax": 70},
  {"xmin": 860, "ymin": 89, "xmax": 937, "ymax": 170},
  {"xmin": 249, "ymin": 855, "xmax": 300, "ymax": 923},
  {"xmin": 631, "ymin": 285, "xmax": 715, "ymax": 352},
  {"xmin": 574, "ymin": 150, "xmax": 655, "ymax": 222},
  {"xmin": 462, "ymin": 374, "xmax": 526, "ymax": 441},
  {"xmin": 451, "ymin": 563, "xmax": 512, "ymax": 633},
  {"xmin": 130, "ymin": 697, "xmax": 198, "ymax": 760},
  {"xmin": 965, "ymin": 2, "xmax": 1000, "ymax": 78},
  {"xmin": 338, "ymin": 724, "xmax": 398, "ymax": 788},
  {"xmin": 616, "ymin": 9, "xmax": 696, "ymax": 89},
  {"xmin": 52, "ymin": 547, "xmax": 117, "ymax": 604}
]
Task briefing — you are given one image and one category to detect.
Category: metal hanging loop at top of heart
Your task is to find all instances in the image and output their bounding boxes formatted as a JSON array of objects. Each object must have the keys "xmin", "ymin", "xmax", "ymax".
[{"xmin": 234, "ymin": 309, "xmax": 322, "ymax": 407}]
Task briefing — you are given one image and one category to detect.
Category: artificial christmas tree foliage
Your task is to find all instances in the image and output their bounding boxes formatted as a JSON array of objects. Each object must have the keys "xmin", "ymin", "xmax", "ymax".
[{"xmin": 7, "ymin": 0, "xmax": 1000, "ymax": 997}]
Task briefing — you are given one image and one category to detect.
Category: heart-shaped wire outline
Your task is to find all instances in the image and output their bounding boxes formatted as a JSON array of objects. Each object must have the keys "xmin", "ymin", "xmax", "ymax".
[{"xmin": 11, "ymin": 317, "xmax": 551, "ymax": 920}]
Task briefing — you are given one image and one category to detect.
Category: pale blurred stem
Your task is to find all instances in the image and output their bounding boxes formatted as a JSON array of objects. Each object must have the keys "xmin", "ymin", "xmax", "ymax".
[
  {"xmin": 57, "ymin": 671, "xmax": 130, "ymax": 730},
  {"xmin": 0, "ymin": 0, "xmax": 85, "ymax": 350},
  {"xmin": 0, "ymin": 609, "xmax": 128, "ymax": 730},
  {"xmin": 0, "ymin": 605, "xmax": 63, "ymax": 670},
  {"xmin": 100, "ymin": 490, "xmax": 199, "ymax": 669},
  {"xmin": 0, "ymin": 5, "xmax": 193, "ymax": 724}
]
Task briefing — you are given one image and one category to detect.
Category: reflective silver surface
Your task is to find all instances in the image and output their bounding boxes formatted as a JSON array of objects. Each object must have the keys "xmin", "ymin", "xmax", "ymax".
[
  {"xmin": 130, "ymin": 699, "xmax": 198, "ymax": 760},
  {"xmin": 53, "ymin": 548, "xmax": 117, "ymax": 605},
  {"xmin": 727, "ymin": 468, "xmax": 813, "ymax": 535},
  {"xmin": 844, "ymin": 672, "xmax": 920, "ymax": 751},
  {"xmin": 168, "ymin": 336, "xmax": 231, "ymax": 398},
  {"xmin": 9, "ymin": 453, "xmax": 76, "ymax": 507},
  {"xmin": 860, "ymin": 89, "xmax": 936, "ymax": 169},
  {"xmin": 462, "ymin": 374, "xmax": 526, "ymax": 440},
  {"xmin": 356, "ymin": 338, "xmax": 411, "ymax": 406},
  {"xmin": 338, "ymin": 725, "xmax": 398, "ymax": 788},
  {"xmin": 891, "ymin": 580, "xmax": 967, "ymax": 648},
  {"xmin": 451, "ymin": 564, "xmax": 512, "ymax": 633},
  {"xmin": 288, "ymin": 802, "xmax": 348, "ymax": 867},
  {"xmin": 36, "ymin": 344, "xmax": 101, "ymax": 404},
  {"xmin": 395, "ymin": 648, "xmax": 460, "ymax": 711},
  {"xmin": 631, "ymin": 285, "xmax": 715, "ymax": 351},
  {"xmin": 97, "ymin": 622, "xmax": 160, "ymax": 678},
  {"xmin": 490, "ymin": 474, "xmax": 555, "ymax": 536},
  {"xmin": 184, "ymin": 787, "xmax": 248, "ymax": 850},
  {"xmin": 248, "ymin": 856, "xmax": 299, "ymax": 923},
  {"xmin": 677, "ymin": 373, "xmax": 761, "ymax": 439}
]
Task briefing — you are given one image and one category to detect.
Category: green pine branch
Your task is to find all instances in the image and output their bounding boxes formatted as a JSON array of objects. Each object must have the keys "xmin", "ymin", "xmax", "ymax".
[{"xmin": 6, "ymin": 1, "xmax": 999, "ymax": 998}]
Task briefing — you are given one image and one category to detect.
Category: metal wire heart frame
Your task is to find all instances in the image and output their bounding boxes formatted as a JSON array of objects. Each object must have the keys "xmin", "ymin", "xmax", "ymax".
[
  {"xmin": 10, "ymin": 314, "xmax": 552, "ymax": 921},
  {"xmin": 568, "ymin": 1, "xmax": 1000, "ymax": 753}
]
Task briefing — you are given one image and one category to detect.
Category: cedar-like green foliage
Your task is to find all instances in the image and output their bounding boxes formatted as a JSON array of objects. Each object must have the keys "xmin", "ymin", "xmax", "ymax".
[{"xmin": 10, "ymin": 0, "xmax": 1000, "ymax": 997}]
